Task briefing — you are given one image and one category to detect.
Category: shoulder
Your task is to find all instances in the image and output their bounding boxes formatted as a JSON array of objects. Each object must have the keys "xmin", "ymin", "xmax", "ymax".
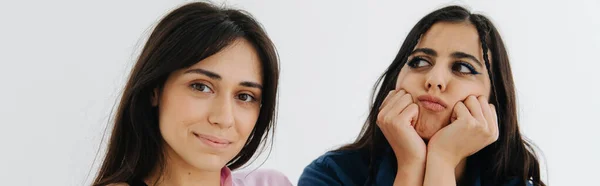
[
  {"xmin": 314, "ymin": 150, "xmax": 365, "ymax": 164},
  {"xmin": 298, "ymin": 150, "xmax": 370, "ymax": 186},
  {"xmin": 106, "ymin": 183, "xmax": 129, "ymax": 186},
  {"xmin": 232, "ymin": 168, "xmax": 292, "ymax": 186},
  {"xmin": 309, "ymin": 149, "xmax": 368, "ymax": 169}
]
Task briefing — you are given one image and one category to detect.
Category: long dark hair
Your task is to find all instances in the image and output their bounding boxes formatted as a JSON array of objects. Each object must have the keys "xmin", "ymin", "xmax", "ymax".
[
  {"xmin": 93, "ymin": 2, "xmax": 279, "ymax": 185},
  {"xmin": 338, "ymin": 5, "xmax": 544, "ymax": 186}
]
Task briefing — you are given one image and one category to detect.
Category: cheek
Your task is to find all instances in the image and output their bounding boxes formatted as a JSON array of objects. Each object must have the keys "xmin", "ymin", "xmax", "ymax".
[
  {"xmin": 225, "ymin": 107, "xmax": 260, "ymax": 158},
  {"xmin": 447, "ymin": 81, "xmax": 490, "ymax": 102},
  {"xmin": 233, "ymin": 108, "xmax": 260, "ymax": 140},
  {"xmin": 396, "ymin": 69, "xmax": 423, "ymax": 91},
  {"xmin": 158, "ymin": 91, "xmax": 207, "ymax": 139}
]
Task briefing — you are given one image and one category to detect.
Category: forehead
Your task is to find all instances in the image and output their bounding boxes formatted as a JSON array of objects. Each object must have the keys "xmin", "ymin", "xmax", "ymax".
[
  {"xmin": 416, "ymin": 22, "xmax": 483, "ymax": 61},
  {"xmin": 188, "ymin": 38, "xmax": 262, "ymax": 83}
]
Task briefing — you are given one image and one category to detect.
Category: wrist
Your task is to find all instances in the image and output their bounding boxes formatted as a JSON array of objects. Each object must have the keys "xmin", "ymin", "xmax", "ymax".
[
  {"xmin": 395, "ymin": 153, "xmax": 426, "ymax": 168},
  {"xmin": 426, "ymin": 147, "xmax": 459, "ymax": 169},
  {"xmin": 395, "ymin": 160, "xmax": 425, "ymax": 186}
]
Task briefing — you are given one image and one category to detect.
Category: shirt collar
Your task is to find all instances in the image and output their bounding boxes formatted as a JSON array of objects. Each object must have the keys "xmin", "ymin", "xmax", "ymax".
[{"xmin": 221, "ymin": 167, "xmax": 233, "ymax": 186}]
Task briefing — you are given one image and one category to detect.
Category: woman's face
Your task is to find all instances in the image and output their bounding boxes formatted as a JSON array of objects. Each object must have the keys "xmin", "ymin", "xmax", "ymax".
[
  {"xmin": 396, "ymin": 22, "xmax": 491, "ymax": 140},
  {"xmin": 154, "ymin": 38, "xmax": 263, "ymax": 171}
]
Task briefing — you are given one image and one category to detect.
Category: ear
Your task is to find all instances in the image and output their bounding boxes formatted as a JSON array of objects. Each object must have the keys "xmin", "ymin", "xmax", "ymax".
[{"xmin": 151, "ymin": 88, "xmax": 159, "ymax": 107}]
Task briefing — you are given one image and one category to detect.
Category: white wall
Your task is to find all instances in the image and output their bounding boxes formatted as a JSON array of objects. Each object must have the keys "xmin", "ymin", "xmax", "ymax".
[{"xmin": 0, "ymin": 0, "xmax": 598, "ymax": 185}]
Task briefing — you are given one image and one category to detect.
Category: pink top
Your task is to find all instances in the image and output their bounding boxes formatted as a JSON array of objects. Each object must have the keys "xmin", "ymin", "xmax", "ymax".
[{"xmin": 221, "ymin": 167, "xmax": 292, "ymax": 186}]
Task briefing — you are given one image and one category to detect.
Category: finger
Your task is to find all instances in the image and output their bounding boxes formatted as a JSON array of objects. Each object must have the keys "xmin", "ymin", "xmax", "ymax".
[
  {"xmin": 453, "ymin": 101, "xmax": 471, "ymax": 119},
  {"xmin": 464, "ymin": 95, "xmax": 486, "ymax": 124},
  {"xmin": 489, "ymin": 104, "xmax": 499, "ymax": 136},
  {"xmin": 378, "ymin": 90, "xmax": 406, "ymax": 124},
  {"xmin": 379, "ymin": 90, "xmax": 396, "ymax": 111},
  {"xmin": 490, "ymin": 104, "xmax": 498, "ymax": 124},
  {"xmin": 398, "ymin": 103, "xmax": 419, "ymax": 126},
  {"xmin": 452, "ymin": 101, "xmax": 471, "ymax": 120},
  {"xmin": 383, "ymin": 93, "xmax": 414, "ymax": 125},
  {"xmin": 478, "ymin": 96, "xmax": 494, "ymax": 127},
  {"xmin": 393, "ymin": 93, "xmax": 414, "ymax": 115},
  {"xmin": 380, "ymin": 89, "xmax": 404, "ymax": 111}
]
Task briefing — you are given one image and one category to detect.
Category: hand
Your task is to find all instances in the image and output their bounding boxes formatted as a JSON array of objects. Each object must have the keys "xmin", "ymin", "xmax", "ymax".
[
  {"xmin": 377, "ymin": 89, "xmax": 426, "ymax": 166},
  {"xmin": 427, "ymin": 95, "xmax": 499, "ymax": 166}
]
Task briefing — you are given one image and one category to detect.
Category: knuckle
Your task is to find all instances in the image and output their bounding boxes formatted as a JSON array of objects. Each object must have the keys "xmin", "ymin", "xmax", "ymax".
[
  {"xmin": 408, "ymin": 103, "xmax": 418, "ymax": 110},
  {"xmin": 467, "ymin": 118, "xmax": 478, "ymax": 127},
  {"xmin": 492, "ymin": 129, "xmax": 499, "ymax": 140},
  {"xmin": 377, "ymin": 113, "xmax": 385, "ymax": 125},
  {"xmin": 488, "ymin": 134, "xmax": 499, "ymax": 144},
  {"xmin": 469, "ymin": 95, "xmax": 477, "ymax": 100},
  {"xmin": 478, "ymin": 96, "xmax": 487, "ymax": 103},
  {"xmin": 383, "ymin": 115, "xmax": 394, "ymax": 126},
  {"xmin": 401, "ymin": 93, "xmax": 412, "ymax": 102}
]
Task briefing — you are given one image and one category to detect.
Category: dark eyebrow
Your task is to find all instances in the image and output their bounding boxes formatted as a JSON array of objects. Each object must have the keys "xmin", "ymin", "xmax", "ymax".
[
  {"xmin": 185, "ymin": 68, "xmax": 262, "ymax": 89},
  {"xmin": 410, "ymin": 48, "xmax": 438, "ymax": 57},
  {"xmin": 451, "ymin": 52, "xmax": 483, "ymax": 68},
  {"xmin": 184, "ymin": 68, "xmax": 221, "ymax": 80},
  {"xmin": 240, "ymin": 81, "xmax": 263, "ymax": 89}
]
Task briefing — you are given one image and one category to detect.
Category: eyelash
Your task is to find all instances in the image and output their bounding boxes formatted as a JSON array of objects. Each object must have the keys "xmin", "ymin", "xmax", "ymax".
[
  {"xmin": 407, "ymin": 57, "xmax": 480, "ymax": 75},
  {"xmin": 452, "ymin": 62, "xmax": 480, "ymax": 75},
  {"xmin": 189, "ymin": 83, "xmax": 259, "ymax": 104},
  {"xmin": 407, "ymin": 57, "xmax": 431, "ymax": 68},
  {"xmin": 237, "ymin": 93, "xmax": 258, "ymax": 103},
  {"xmin": 190, "ymin": 83, "xmax": 213, "ymax": 93}
]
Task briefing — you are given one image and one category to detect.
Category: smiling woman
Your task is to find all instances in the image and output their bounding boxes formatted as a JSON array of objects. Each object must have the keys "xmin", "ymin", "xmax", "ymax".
[{"xmin": 93, "ymin": 2, "xmax": 291, "ymax": 186}]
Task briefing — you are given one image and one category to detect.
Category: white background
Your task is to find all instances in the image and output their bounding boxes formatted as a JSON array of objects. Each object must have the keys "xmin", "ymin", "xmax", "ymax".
[{"xmin": 0, "ymin": 0, "xmax": 599, "ymax": 185}]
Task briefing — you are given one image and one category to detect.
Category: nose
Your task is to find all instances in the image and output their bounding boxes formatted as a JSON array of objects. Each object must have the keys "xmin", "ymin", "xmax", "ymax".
[
  {"xmin": 424, "ymin": 66, "xmax": 449, "ymax": 92},
  {"xmin": 207, "ymin": 95, "xmax": 235, "ymax": 129}
]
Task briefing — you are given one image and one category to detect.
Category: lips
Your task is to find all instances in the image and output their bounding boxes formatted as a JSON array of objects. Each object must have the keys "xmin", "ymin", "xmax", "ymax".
[
  {"xmin": 193, "ymin": 133, "xmax": 232, "ymax": 148},
  {"xmin": 417, "ymin": 95, "xmax": 448, "ymax": 112}
]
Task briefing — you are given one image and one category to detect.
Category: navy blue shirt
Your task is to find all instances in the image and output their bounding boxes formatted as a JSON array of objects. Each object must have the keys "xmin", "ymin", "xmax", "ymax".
[{"xmin": 298, "ymin": 148, "xmax": 532, "ymax": 186}]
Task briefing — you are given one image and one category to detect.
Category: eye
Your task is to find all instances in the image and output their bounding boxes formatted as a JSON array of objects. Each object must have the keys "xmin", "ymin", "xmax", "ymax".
[
  {"xmin": 190, "ymin": 83, "xmax": 213, "ymax": 93},
  {"xmin": 407, "ymin": 57, "xmax": 431, "ymax": 68},
  {"xmin": 237, "ymin": 93, "xmax": 257, "ymax": 102},
  {"xmin": 452, "ymin": 62, "xmax": 480, "ymax": 75}
]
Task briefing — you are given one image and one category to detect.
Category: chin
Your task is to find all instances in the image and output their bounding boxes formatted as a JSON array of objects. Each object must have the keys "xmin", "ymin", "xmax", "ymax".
[
  {"xmin": 181, "ymin": 152, "xmax": 230, "ymax": 171},
  {"xmin": 415, "ymin": 111, "xmax": 452, "ymax": 141},
  {"xmin": 415, "ymin": 120, "xmax": 445, "ymax": 141},
  {"xmin": 417, "ymin": 130, "xmax": 435, "ymax": 142}
]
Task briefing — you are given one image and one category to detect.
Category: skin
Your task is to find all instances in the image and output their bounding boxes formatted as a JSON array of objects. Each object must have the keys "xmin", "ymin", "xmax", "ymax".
[
  {"xmin": 142, "ymin": 38, "xmax": 263, "ymax": 186},
  {"xmin": 376, "ymin": 22, "xmax": 499, "ymax": 186}
]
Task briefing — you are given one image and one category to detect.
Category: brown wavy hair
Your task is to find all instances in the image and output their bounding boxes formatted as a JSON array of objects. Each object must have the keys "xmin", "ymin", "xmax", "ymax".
[
  {"xmin": 338, "ymin": 5, "xmax": 545, "ymax": 186},
  {"xmin": 93, "ymin": 2, "xmax": 279, "ymax": 185}
]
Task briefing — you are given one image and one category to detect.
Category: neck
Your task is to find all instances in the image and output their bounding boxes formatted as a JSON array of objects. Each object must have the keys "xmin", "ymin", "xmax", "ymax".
[
  {"xmin": 145, "ymin": 147, "xmax": 222, "ymax": 186},
  {"xmin": 455, "ymin": 158, "xmax": 467, "ymax": 182}
]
